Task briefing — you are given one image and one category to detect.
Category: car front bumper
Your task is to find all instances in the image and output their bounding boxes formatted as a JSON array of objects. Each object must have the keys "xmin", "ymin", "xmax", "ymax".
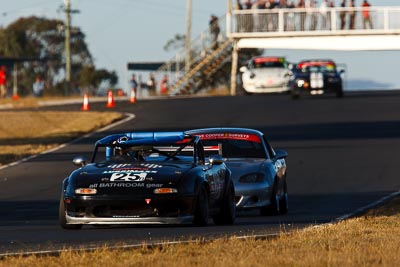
[
  {"xmin": 234, "ymin": 183, "xmax": 272, "ymax": 209},
  {"xmin": 63, "ymin": 194, "xmax": 195, "ymax": 225}
]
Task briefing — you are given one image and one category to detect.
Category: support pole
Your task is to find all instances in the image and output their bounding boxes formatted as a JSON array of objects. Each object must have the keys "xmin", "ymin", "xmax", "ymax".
[
  {"xmin": 230, "ymin": 40, "xmax": 238, "ymax": 96},
  {"xmin": 64, "ymin": 0, "xmax": 71, "ymax": 95},
  {"xmin": 185, "ymin": 0, "xmax": 192, "ymax": 73},
  {"xmin": 12, "ymin": 63, "xmax": 19, "ymax": 99}
]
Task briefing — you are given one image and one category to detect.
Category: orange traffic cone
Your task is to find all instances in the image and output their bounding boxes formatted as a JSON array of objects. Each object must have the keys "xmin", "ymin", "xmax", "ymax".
[
  {"xmin": 130, "ymin": 88, "xmax": 136, "ymax": 104},
  {"xmin": 81, "ymin": 93, "xmax": 90, "ymax": 111},
  {"xmin": 106, "ymin": 90, "xmax": 115, "ymax": 108}
]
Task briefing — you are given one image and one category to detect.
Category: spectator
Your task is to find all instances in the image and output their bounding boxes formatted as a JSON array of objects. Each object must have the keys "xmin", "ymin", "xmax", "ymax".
[
  {"xmin": 243, "ymin": 0, "xmax": 253, "ymax": 9},
  {"xmin": 0, "ymin": 66, "xmax": 6, "ymax": 98},
  {"xmin": 348, "ymin": 0, "xmax": 356, "ymax": 30},
  {"xmin": 235, "ymin": 0, "xmax": 244, "ymax": 33},
  {"xmin": 242, "ymin": 0, "xmax": 254, "ymax": 32},
  {"xmin": 209, "ymin": 15, "xmax": 220, "ymax": 50},
  {"xmin": 33, "ymin": 76, "xmax": 44, "ymax": 97},
  {"xmin": 160, "ymin": 74, "xmax": 169, "ymax": 95},
  {"xmin": 320, "ymin": 0, "xmax": 328, "ymax": 30},
  {"xmin": 146, "ymin": 73, "xmax": 156, "ymax": 94},
  {"xmin": 297, "ymin": 0, "xmax": 306, "ymax": 31},
  {"xmin": 362, "ymin": 0, "xmax": 373, "ymax": 29},
  {"xmin": 129, "ymin": 73, "xmax": 138, "ymax": 96},
  {"xmin": 306, "ymin": 0, "xmax": 318, "ymax": 31},
  {"xmin": 265, "ymin": 0, "xmax": 278, "ymax": 32},
  {"xmin": 340, "ymin": 0, "xmax": 347, "ymax": 30}
]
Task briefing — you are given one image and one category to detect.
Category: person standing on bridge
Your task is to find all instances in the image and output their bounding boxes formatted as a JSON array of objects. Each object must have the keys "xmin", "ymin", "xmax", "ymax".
[
  {"xmin": 340, "ymin": 0, "xmax": 347, "ymax": 30},
  {"xmin": 297, "ymin": 0, "xmax": 306, "ymax": 31},
  {"xmin": 362, "ymin": 0, "xmax": 373, "ymax": 29}
]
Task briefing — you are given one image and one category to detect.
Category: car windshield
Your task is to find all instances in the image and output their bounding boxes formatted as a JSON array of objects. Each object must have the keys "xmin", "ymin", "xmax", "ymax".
[
  {"xmin": 195, "ymin": 133, "xmax": 266, "ymax": 159},
  {"xmin": 298, "ymin": 62, "xmax": 337, "ymax": 73},
  {"xmin": 251, "ymin": 58, "xmax": 286, "ymax": 69}
]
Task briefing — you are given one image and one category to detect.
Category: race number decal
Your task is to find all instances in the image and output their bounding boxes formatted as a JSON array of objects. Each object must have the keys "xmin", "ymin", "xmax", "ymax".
[{"xmin": 110, "ymin": 172, "xmax": 147, "ymax": 182}]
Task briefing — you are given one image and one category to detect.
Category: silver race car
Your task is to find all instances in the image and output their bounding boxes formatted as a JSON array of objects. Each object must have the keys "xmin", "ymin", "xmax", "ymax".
[{"xmin": 186, "ymin": 128, "xmax": 288, "ymax": 215}]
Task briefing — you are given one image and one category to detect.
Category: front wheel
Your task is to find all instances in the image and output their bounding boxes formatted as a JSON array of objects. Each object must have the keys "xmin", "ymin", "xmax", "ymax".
[
  {"xmin": 336, "ymin": 85, "xmax": 344, "ymax": 98},
  {"xmin": 279, "ymin": 179, "xmax": 289, "ymax": 215},
  {"xmin": 260, "ymin": 181, "xmax": 280, "ymax": 216},
  {"xmin": 193, "ymin": 186, "xmax": 209, "ymax": 226},
  {"xmin": 213, "ymin": 183, "xmax": 236, "ymax": 225},
  {"xmin": 59, "ymin": 194, "xmax": 82, "ymax": 230}
]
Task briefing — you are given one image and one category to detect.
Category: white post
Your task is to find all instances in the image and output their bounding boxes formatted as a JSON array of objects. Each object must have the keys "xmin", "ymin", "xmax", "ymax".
[
  {"xmin": 331, "ymin": 8, "xmax": 336, "ymax": 31},
  {"xmin": 279, "ymin": 10, "xmax": 284, "ymax": 32},
  {"xmin": 185, "ymin": 0, "xmax": 192, "ymax": 73},
  {"xmin": 226, "ymin": 0, "xmax": 232, "ymax": 37},
  {"xmin": 384, "ymin": 8, "xmax": 389, "ymax": 31},
  {"xmin": 230, "ymin": 40, "xmax": 238, "ymax": 96}
]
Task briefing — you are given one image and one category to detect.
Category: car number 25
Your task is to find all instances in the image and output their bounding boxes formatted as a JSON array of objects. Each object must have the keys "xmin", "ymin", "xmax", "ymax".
[{"xmin": 110, "ymin": 172, "xmax": 147, "ymax": 182}]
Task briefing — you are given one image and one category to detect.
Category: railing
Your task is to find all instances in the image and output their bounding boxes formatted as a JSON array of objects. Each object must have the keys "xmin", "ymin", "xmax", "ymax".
[
  {"xmin": 229, "ymin": 6, "xmax": 400, "ymax": 37},
  {"xmin": 157, "ymin": 15, "xmax": 228, "ymax": 86}
]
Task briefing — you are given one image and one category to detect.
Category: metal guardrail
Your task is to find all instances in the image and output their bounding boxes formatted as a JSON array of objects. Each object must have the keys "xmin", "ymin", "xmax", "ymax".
[
  {"xmin": 157, "ymin": 15, "xmax": 228, "ymax": 87},
  {"xmin": 228, "ymin": 6, "xmax": 400, "ymax": 37}
]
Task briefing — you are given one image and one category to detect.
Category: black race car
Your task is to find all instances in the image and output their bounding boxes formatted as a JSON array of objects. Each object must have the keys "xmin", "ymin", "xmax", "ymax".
[
  {"xmin": 59, "ymin": 132, "xmax": 235, "ymax": 229},
  {"xmin": 289, "ymin": 59, "xmax": 344, "ymax": 99},
  {"xmin": 186, "ymin": 128, "xmax": 288, "ymax": 216}
]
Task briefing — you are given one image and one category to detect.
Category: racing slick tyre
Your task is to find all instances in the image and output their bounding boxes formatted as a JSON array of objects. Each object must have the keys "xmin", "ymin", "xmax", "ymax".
[
  {"xmin": 279, "ymin": 179, "xmax": 289, "ymax": 215},
  {"xmin": 291, "ymin": 89, "xmax": 300, "ymax": 100},
  {"xmin": 336, "ymin": 86, "xmax": 344, "ymax": 98},
  {"xmin": 59, "ymin": 195, "xmax": 82, "ymax": 230},
  {"xmin": 193, "ymin": 186, "xmax": 209, "ymax": 226},
  {"xmin": 260, "ymin": 181, "xmax": 280, "ymax": 216},
  {"xmin": 213, "ymin": 182, "xmax": 236, "ymax": 225}
]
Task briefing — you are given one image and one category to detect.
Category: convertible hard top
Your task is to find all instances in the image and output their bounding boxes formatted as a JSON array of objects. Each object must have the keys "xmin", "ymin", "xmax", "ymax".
[{"xmin": 95, "ymin": 132, "xmax": 196, "ymax": 146}]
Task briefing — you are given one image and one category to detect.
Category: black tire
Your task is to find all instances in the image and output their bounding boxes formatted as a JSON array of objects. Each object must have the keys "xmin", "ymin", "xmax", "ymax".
[
  {"xmin": 279, "ymin": 179, "xmax": 289, "ymax": 215},
  {"xmin": 193, "ymin": 186, "xmax": 209, "ymax": 226},
  {"xmin": 291, "ymin": 89, "xmax": 300, "ymax": 100},
  {"xmin": 260, "ymin": 182, "xmax": 280, "ymax": 216},
  {"xmin": 336, "ymin": 85, "xmax": 344, "ymax": 98},
  {"xmin": 213, "ymin": 183, "xmax": 236, "ymax": 225},
  {"xmin": 59, "ymin": 195, "xmax": 82, "ymax": 230}
]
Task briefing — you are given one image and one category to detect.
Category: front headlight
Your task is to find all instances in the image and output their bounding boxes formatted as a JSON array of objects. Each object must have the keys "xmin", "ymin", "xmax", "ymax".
[
  {"xmin": 297, "ymin": 80, "xmax": 305, "ymax": 87},
  {"xmin": 239, "ymin": 173, "xmax": 263, "ymax": 183},
  {"xmin": 75, "ymin": 188, "xmax": 97, "ymax": 195},
  {"xmin": 154, "ymin": 188, "xmax": 178, "ymax": 194}
]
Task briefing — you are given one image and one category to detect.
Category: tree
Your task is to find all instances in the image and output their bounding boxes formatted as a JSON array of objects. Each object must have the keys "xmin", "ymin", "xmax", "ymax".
[
  {"xmin": 79, "ymin": 65, "xmax": 118, "ymax": 95},
  {"xmin": 163, "ymin": 34, "xmax": 186, "ymax": 52},
  {"xmin": 0, "ymin": 16, "xmax": 117, "ymax": 96}
]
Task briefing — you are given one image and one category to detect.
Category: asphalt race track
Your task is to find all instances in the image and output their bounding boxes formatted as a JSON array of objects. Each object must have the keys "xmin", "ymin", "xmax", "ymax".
[{"xmin": 1, "ymin": 91, "xmax": 400, "ymax": 255}]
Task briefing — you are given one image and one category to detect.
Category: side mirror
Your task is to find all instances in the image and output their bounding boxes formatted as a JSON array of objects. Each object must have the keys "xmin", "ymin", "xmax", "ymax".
[
  {"xmin": 73, "ymin": 156, "xmax": 87, "ymax": 167},
  {"xmin": 239, "ymin": 66, "xmax": 248, "ymax": 73},
  {"xmin": 274, "ymin": 149, "xmax": 288, "ymax": 160},
  {"xmin": 209, "ymin": 154, "xmax": 225, "ymax": 165},
  {"xmin": 339, "ymin": 69, "xmax": 345, "ymax": 74}
]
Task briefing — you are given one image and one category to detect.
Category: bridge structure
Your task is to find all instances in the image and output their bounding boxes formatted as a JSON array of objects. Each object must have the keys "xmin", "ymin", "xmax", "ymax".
[
  {"xmin": 134, "ymin": 5, "xmax": 400, "ymax": 97},
  {"xmin": 226, "ymin": 5, "xmax": 400, "ymax": 95}
]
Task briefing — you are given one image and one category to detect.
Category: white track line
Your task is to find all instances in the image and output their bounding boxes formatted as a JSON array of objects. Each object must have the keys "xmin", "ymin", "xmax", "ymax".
[
  {"xmin": 333, "ymin": 190, "xmax": 400, "ymax": 222},
  {"xmin": 0, "ymin": 112, "xmax": 135, "ymax": 171}
]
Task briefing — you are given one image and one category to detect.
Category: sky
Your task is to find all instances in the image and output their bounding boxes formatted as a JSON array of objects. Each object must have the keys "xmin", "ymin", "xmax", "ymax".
[{"xmin": 1, "ymin": 0, "xmax": 399, "ymax": 91}]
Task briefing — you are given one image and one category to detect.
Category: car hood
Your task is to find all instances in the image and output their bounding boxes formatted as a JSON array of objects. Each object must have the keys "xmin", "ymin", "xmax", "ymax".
[
  {"xmin": 225, "ymin": 158, "xmax": 265, "ymax": 181},
  {"xmin": 245, "ymin": 68, "xmax": 287, "ymax": 79},
  {"xmin": 69, "ymin": 162, "xmax": 191, "ymax": 194}
]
